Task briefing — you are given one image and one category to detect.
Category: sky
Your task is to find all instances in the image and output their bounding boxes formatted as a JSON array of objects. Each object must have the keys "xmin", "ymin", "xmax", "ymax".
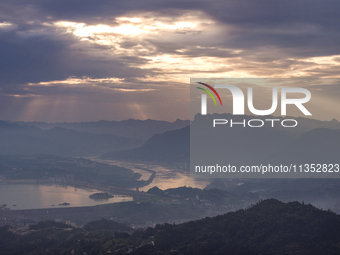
[{"xmin": 0, "ymin": 0, "xmax": 340, "ymax": 122}]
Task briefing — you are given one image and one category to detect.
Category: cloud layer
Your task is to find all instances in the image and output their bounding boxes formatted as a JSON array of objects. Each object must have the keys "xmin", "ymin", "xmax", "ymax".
[{"xmin": 0, "ymin": 0, "xmax": 340, "ymax": 121}]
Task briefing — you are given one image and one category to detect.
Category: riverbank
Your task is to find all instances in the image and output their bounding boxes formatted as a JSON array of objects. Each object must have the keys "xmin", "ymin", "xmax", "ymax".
[{"xmin": 89, "ymin": 158, "xmax": 210, "ymax": 191}]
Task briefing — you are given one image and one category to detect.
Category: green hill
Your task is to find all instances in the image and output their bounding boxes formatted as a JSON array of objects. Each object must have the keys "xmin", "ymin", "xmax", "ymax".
[
  {"xmin": 151, "ymin": 199, "xmax": 340, "ymax": 254},
  {"xmin": 1, "ymin": 199, "xmax": 340, "ymax": 254},
  {"xmin": 83, "ymin": 218, "xmax": 132, "ymax": 232}
]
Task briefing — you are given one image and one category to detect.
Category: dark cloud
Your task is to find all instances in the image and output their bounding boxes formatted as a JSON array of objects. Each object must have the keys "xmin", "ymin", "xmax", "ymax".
[
  {"xmin": 0, "ymin": 0, "xmax": 339, "ymax": 121},
  {"xmin": 0, "ymin": 24, "xmax": 151, "ymax": 95},
  {"xmin": 32, "ymin": 0, "xmax": 340, "ymax": 55},
  {"xmin": 1, "ymin": 0, "xmax": 339, "ymax": 84}
]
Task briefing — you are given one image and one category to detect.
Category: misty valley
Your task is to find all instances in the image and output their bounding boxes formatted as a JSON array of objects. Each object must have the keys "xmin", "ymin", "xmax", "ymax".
[
  {"xmin": 2, "ymin": 0, "xmax": 340, "ymax": 253},
  {"xmin": 1, "ymin": 116, "xmax": 340, "ymax": 254}
]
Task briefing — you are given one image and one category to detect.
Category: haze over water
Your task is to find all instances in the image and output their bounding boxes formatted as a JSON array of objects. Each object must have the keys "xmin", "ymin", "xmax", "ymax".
[
  {"xmin": 93, "ymin": 159, "xmax": 210, "ymax": 192},
  {"xmin": 0, "ymin": 184, "xmax": 132, "ymax": 210}
]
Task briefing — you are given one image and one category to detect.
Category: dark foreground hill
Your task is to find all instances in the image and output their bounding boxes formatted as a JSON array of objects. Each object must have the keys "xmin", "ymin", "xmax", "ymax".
[
  {"xmin": 1, "ymin": 199, "xmax": 340, "ymax": 254},
  {"xmin": 83, "ymin": 218, "xmax": 133, "ymax": 232},
  {"xmin": 149, "ymin": 199, "xmax": 340, "ymax": 255}
]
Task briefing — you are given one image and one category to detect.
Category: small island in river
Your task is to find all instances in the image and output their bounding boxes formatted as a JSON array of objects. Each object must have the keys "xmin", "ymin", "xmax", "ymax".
[
  {"xmin": 89, "ymin": 192, "xmax": 114, "ymax": 200},
  {"xmin": 58, "ymin": 202, "xmax": 70, "ymax": 206}
]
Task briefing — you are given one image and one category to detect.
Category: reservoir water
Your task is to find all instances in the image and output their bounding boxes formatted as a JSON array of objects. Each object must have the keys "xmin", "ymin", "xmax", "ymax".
[
  {"xmin": 92, "ymin": 159, "xmax": 210, "ymax": 192},
  {"xmin": 0, "ymin": 183, "xmax": 132, "ymax": 210},
  {"xmin": 0, "ymin": 161, "xmax": 209, "ymax": 210}
]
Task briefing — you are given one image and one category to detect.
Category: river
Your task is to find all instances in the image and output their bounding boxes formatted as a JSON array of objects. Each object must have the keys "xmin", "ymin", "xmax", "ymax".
[
  {"xmin": 0, "ymin": 183, "xmax": 132, "ymax": 210},
  {"xmin": 92, "ymin": 159, "xmax": 210, "ymax": 192},
  {"xmin": 0, "ymin": 160, "xmax": 209, "ymax": 210}
]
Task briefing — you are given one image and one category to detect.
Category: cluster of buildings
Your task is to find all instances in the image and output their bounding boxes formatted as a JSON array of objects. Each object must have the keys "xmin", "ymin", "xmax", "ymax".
[{"xmin": 0, "ymin": 215, "xmax": 37, "ymax": 233}]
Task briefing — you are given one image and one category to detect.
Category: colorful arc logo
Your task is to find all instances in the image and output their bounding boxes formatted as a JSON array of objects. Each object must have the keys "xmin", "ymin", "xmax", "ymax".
[{"xmin": 196, "ymin": 82, "xmax": 222, "ymax": 106}]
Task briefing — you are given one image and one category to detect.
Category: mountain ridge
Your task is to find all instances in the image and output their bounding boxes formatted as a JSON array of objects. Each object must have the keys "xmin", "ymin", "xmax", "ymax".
[{"xmin": 12, "ymin": 118, "xmax": 190, "ymax": 140}]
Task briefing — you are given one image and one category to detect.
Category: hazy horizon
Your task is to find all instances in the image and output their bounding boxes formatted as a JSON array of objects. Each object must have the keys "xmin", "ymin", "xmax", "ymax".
[{"xmin": 2, "ymin": 113, "xmax": 338, "ymax": 124}]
